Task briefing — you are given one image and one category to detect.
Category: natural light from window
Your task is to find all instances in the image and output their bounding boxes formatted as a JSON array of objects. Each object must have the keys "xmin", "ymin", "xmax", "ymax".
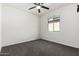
[
  {"xmin": 48, "ymin": 18, "xmax": 60, "ymax": 32},
  {"xmin": 54, "ymin": 22, "xmax": 60, "ymax": 31},
  {"xmin": 48, "ymin": 23, "xmax": 53, "ymax": 31}
]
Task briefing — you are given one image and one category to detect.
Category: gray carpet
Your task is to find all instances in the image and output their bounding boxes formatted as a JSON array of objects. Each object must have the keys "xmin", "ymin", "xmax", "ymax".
[{"xmin": 0, "ymin": 39, "xmax": 79, "ymax": 56}]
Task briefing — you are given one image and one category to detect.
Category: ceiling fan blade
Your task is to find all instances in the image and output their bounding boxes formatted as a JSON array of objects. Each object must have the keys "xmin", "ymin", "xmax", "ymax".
[
  {"xmin": 41, "ymin": 5, "xmax": 49, "ymax": 10},
  {"xmin": 38, "ymin": 9, "xmax": 40, "ymax": 13},
  {"xmin": 29, "ymin": 6, "xmax": 36, "ymax": 10},
  {"xmin": 34, "ymin": 3, "xmax": 44, "ymax": 6},
  {"xmin": 34, "ymin": 3, "xmax": 40, "ymax": 6}
]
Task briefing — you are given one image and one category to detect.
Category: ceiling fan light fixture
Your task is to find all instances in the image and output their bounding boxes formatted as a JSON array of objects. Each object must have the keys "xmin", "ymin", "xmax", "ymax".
[
  {"xmin": 29, "ymin": 3, "xmax": 49, "ymax": 13},
  {"xmin": 36, "ymin": 6, "xmax": 41, "ymax": 9}
]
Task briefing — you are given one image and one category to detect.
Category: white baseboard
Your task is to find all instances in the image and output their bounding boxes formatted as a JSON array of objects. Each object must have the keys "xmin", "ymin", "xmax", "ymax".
[{"xmin": 2, "ymin": 35, "xmax": 39, "ymax": 47}]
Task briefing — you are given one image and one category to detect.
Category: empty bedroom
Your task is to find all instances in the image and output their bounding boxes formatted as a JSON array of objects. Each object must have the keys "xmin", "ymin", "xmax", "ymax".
[{"xmin": 0, "ymin": 3, "xmax": 79, "ymax": 56}]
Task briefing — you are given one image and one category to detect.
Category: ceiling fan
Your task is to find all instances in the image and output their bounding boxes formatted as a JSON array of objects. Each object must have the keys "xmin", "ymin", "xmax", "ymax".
[{"xmin": 28, "ymin": 3, "xmax": 49, "ymax": 13}]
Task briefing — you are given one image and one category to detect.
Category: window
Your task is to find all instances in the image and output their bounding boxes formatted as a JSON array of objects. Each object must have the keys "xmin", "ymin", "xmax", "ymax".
[
  {"xmin": 48, "ymin": 17, "xmax": 60, "ymax": 32},
  {"xmin": 48, "ymin": 23, "xmax": 53, "ymax": 31}
]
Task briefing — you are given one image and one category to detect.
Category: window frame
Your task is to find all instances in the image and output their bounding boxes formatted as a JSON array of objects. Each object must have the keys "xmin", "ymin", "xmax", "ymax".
[{"xmin": 48, "ymin": 17, "xmax": 60, "ymax": 32}]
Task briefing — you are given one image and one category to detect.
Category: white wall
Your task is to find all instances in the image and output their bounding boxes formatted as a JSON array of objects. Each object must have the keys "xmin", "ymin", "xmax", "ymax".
[
  {"xmin": 41, "ymin": 4, "xmax": 79, "ymax": 48},
  {"xmin": 2, "ymin": 3, "xmax": 79, "ymax": 49},
  {"xmin": 0, "ymin": 3, "xmax": 2, "ymax": 51},
  {"xmin": 2, "ymin": 4, "xmax": 39, "ymax": 47}
]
